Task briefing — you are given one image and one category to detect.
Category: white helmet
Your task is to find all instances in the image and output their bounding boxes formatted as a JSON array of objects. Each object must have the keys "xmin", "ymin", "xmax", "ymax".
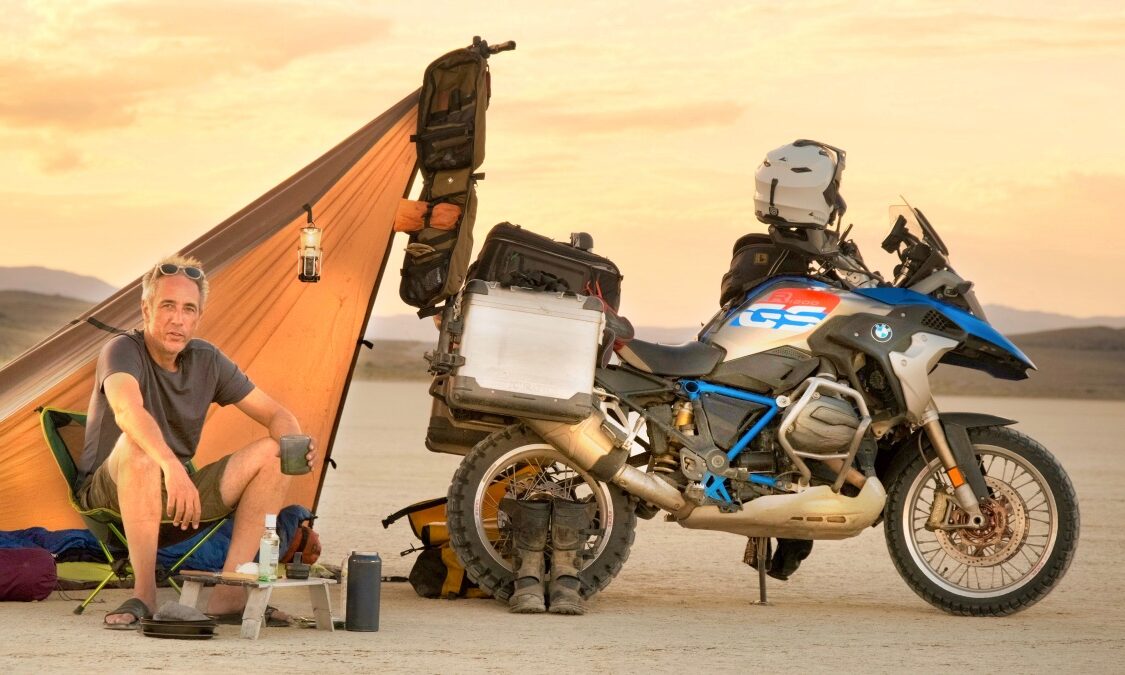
[{"xmin": 754, "ymin": 139, "xmax": 847, "ymax": 228}]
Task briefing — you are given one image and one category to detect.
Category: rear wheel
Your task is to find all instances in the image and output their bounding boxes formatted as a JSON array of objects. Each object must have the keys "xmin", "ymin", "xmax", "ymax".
[
  {"xmin": 447, "ymin": 424, "xmax": 637, "ymax": 601},
  {"xmin": 885, "ymin": 426, "xmax": 1079, "ymax": 616}
]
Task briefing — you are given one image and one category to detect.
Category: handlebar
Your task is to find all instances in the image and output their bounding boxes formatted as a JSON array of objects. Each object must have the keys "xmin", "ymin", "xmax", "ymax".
[
  {"xmin": 471, "ymin": 36, "xmax": 517, "ymax": 58},
  {"xmin": 827, "ymin": 206, "xmax": 981, "ymax": 315}
]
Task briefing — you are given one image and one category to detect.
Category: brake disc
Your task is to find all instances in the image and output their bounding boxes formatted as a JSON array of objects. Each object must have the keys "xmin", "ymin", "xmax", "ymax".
[{"xmin": 935, "ymin": 476, "xmax": 1028, "ymax": 567}]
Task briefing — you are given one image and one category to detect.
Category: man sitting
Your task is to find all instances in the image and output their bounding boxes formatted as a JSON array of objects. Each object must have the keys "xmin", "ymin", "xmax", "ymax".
[{"xmin": 75, "ymin": 255, "xmax": 315, "ymax": 629}]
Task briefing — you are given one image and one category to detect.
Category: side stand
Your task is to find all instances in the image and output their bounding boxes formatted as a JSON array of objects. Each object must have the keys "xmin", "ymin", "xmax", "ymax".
[{"xmin": 753, "ymin": 536, "xmax": 769, "ymax": 606}]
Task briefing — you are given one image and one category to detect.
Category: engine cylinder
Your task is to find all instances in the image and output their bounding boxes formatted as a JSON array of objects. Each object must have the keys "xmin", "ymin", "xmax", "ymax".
[{"xmin": 788, "ymin": 394, "xmax": 860, "ymax": 454}]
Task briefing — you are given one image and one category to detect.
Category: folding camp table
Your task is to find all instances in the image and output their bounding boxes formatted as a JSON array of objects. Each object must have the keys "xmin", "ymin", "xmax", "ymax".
[{"xmin": 177, "ymin": 571, "xmax": 336, "ymax": 639}]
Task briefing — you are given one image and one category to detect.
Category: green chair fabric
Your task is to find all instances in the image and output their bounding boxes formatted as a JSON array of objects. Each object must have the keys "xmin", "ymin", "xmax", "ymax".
[{"xmin": 39, "ymin": 407, "xmax": 229, "ymax": 614}]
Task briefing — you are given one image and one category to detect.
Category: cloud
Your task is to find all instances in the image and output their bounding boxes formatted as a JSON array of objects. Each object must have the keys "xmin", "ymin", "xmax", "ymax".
[
  {"xmin": 907, "ymin": 170, "xmax": 1125, "ymax": 313},
  {"xmin": 539, "ymin": 102, "xmax": 744, "ymax": 134},
  {"xmin": 500, "ymin": 99, "xmax": 745, "ymax": 136},
  {"xmin": 826, "ymin": 11, "xmax": 1125, "ymax": 59},
  {"xmin": 947, "ymin": 170, "xmax": 1125, "ymax": 218},
  {"xmin": 36, "ymin": 144, "xmax": 87, "ymax": 174},
  {"xmin": 100, "ymin": 1, "xmax": 391, "ymax": 71},
  {"xmin": 0, "ymin": 0, "xmax": 391, "ymax": 134},
  {"xmin": 0, "ymin": 60, "xmax": 145, "ymax": 132},
  {"xmin": 0, "ymin": 129, "xmax": 88, "ymax": 175}
]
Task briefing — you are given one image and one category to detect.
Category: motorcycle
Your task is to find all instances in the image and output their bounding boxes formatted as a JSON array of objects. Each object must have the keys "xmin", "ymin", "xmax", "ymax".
[{"xmin": 433, "ymin": 203, "xmax": 1079, "ymax": 616}]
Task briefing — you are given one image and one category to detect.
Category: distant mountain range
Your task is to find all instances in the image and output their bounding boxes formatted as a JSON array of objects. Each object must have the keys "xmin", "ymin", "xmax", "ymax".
[
  {"xmin": 979, "ymin": 305, "xmax": 1125, "ymax": 335},
  {"xmin": 365, "ymin": 312, "xmax": 702, "ymax": 345},
  {"xmin": 361, "ymin": 325, "xmax": 1125, "ymax": 400},
  {"xmin": 5, "ymin": 265, "xmax": 1125, "ymax": 338},
  {"xmin": 366, "ymin": 303, "xmax": 1125, "ymax": 343},
  {"xmin": 0, "ymin": 266, "xmax": 118, "ymax": 303},
  {"xmin": 3, "ymin": 284, "xmax": 1125, "ymax": 399},
  {"xmin": 0, "ymin": 290, "xmax": 92, "ymax": 362}
]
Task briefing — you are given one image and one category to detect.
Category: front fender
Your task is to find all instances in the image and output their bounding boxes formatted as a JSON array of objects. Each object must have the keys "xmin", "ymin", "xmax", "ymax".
[
  {"xmin": 875, "ymin": 412, "xmax": 1017, "ymax": 488},
  {"xmin": 937, "ymin": 412, "xmax": 1016, "ymax": 429}
]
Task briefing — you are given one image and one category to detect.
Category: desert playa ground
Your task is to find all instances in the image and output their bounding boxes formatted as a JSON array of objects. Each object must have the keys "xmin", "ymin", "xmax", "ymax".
[{"xmin": 3, "ymin": 381, "xmax": 1123, "ymax": 673}]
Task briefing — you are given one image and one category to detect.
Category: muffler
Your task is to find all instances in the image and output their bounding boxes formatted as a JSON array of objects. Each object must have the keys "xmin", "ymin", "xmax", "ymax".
[{"xmin": 523, "ymin": 412, "xmax": 692, "ymax": 518}]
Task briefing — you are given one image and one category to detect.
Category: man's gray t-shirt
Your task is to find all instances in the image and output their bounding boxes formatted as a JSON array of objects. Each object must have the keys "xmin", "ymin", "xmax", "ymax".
[{"xmin": 77, "ymin": 330, "xmax": 255, "ymax": 484}]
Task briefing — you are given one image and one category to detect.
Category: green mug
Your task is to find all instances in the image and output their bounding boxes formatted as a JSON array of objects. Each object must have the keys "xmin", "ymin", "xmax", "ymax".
[{"xmin": 280, "ymin": 435, "xmax": 312, "ymax": 475}]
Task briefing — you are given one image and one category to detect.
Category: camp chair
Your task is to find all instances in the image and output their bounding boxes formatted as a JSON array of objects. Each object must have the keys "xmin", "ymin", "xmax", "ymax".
[{"xmin": 39, "ymin": 407, "xmax": 230, "ymax": 615}]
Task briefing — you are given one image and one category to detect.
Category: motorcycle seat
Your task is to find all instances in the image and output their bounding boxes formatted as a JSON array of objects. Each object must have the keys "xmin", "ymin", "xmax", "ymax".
[{"xmin": 616, "ymin": 339, "xmax": 725, "ymax": 377}]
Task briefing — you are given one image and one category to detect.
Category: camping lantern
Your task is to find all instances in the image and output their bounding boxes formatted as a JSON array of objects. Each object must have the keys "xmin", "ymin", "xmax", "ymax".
[{"xmin": 299, "ymin": 205, "xmax": 322, "ymax": 283}]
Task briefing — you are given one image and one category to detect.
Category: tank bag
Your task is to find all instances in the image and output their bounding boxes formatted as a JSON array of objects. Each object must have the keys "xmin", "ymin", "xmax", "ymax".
[{"xmin": 719, "ymin": 233, "xmax": 811, "ymax": 308}]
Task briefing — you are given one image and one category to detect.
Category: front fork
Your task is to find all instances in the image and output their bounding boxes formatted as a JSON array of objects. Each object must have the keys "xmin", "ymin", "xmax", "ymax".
[{"xmin": 920, "ymin": 407, "xmax": 988, "ymax": 527}]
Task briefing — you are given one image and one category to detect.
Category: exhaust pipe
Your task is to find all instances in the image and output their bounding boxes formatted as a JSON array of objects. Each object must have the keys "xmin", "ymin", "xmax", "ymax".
[
  {"xmin": 523, "ymin": 412, "xmax": 691, "ymax": 518},
  {"xmin": 820, "ymin": 458, "xmax": 868, "ymax": 490}
]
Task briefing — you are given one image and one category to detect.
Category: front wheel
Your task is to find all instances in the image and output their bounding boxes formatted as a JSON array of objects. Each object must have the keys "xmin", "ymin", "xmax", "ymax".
[
  {"xmin": 447, "ymin": 424, "xmax": 637, "ymax": 601},
  {"xmin": 885, "ymin": 426, "xmax": 1079, "ymax": 616}
]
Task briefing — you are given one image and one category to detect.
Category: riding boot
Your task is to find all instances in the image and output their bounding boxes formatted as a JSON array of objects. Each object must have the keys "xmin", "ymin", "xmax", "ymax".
[
  {"xmin": 768, "ymin": 538, "xmax": 814, "ymax": 580},
  {"xmin": 548, "ymin": 497, "xmax": 596, "ymax": 615},
  {"xmin": 743, "ymin": 537, "xmax": 773, "ymax": 570},
  {"xmin": 499, "ymin": 497, "xmax": 550, "ymax": 614}
]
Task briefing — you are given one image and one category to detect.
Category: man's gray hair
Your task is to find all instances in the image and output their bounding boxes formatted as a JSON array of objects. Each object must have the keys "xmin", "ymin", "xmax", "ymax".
[{"xmin": 141, "ymin": 254, "xmax": 209, "ymax": 309}]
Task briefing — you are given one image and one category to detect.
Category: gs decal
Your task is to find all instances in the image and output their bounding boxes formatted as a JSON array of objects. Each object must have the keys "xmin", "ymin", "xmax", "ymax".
[{"xmin": 733, "ymin": 289, "xmax": 840, "ymax": 332}]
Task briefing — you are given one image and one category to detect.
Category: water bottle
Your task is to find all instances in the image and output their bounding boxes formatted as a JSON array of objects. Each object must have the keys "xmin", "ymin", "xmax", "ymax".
[
  {"xmin": 345, "ymin": 551, "xmax": 381, "ymax": 631},
  {"xmin": 258, "ymin": 514, "xmax": 280, "ymax": 582}
]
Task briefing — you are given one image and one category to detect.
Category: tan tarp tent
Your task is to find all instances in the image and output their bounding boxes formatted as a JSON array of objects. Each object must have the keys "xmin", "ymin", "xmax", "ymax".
[{"xmin": 0, "ymin": 92, "xmax": 419, "ymax": 531}]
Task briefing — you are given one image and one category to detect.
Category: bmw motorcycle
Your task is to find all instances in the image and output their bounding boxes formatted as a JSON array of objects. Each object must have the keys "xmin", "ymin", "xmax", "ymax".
[{"xmin": 440, "ymin": 204, "xmax": 1079, "ymax": 616}]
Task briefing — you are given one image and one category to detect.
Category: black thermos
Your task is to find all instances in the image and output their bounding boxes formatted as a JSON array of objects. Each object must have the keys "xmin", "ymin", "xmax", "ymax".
[{"xmin": 345, "ymin": 551, "xmax": 381, "ymax": 631}]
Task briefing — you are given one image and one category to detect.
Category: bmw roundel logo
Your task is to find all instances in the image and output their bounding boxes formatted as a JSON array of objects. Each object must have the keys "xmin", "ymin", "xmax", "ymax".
[{"xmin": 872, "ymin": 323, "xmax": 893, "ymax": 342}]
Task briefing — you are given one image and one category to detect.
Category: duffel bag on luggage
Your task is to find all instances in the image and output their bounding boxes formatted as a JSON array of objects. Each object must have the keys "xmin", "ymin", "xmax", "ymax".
[{"xmin": 470, "ymin": 222, "xmax": 623, "ymax": 310}]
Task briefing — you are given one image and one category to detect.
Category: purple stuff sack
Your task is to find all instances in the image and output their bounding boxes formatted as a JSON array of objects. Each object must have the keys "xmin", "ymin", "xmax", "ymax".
[{"xmin": 0, "ymin": 548, "xmax": 57, "ymax": 601}]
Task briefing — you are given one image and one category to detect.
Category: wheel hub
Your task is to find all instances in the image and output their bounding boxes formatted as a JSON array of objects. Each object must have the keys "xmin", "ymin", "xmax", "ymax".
[
  {"xmin": 476, "ymin": 445, "xmax": 614, "ymax": 571},
  {"xmin": 936, "ymin": 476, "xmax": 1027, "ymax": 567}
]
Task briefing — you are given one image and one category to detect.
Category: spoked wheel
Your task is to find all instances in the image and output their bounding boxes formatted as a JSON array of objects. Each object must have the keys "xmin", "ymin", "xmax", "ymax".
[
  {"xmin": 447, "ymin": 424, "xmax": 637, "ymax": 601},
  {"xmin": 885, "ymin": 426, "xmax": 1079, "ymax": 616}
]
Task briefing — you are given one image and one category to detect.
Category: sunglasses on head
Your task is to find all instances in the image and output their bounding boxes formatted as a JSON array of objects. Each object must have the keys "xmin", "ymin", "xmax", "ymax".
[{"xmin": 155, "ymin": 263, "xmax": 205, "ymax": 280}]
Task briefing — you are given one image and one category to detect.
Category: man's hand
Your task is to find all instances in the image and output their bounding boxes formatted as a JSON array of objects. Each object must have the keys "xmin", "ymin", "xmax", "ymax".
[
  {"xmin": 305, "ymin": 438, "xmax": 318, "ymax": 470},
  {"xmin": 275, "ymin": 436, "xmax": 318, "ymax": 472},
  {"xmin": 234, "ymin": 387, "xmax": 312, "ymax": 469},
  {"xmin": 163, "ymin": 462, "xmax": 201, "ymax": 530}
]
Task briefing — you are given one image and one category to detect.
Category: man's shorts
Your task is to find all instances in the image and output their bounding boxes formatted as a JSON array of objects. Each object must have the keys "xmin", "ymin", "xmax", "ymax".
[{"xmin": 76, "ymin": 455, "xmax": 235, "ymax": 526}]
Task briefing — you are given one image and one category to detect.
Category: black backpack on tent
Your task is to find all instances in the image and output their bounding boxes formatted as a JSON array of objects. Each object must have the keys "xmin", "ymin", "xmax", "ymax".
[{"xmin": 399, "ymin": 37, "xmax": 515, "ymax": 317}]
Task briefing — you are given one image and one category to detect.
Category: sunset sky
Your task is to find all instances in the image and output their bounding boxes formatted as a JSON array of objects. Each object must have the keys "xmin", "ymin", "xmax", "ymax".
[{"xmin": 3, "ymin": 1, "xmax": 1123, "ymax": 327}]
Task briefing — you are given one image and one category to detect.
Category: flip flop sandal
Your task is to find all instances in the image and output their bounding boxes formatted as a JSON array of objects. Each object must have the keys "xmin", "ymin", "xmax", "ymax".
[
  {"xmin": 208, "ymin": 605, "xmax": 291, "ymax": 628},
  {"xmin": 104, "ymin": 597, "xmax": 152, "ymax": 631}
]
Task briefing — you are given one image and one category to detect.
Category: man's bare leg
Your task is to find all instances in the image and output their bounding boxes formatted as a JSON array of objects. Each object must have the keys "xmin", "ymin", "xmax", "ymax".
[
  {"xmin": 104, "ymin": 436, "xmax": 163, "ymax": 625},
  {"xmin": 206, "ymin": 437, "xmax": 292, "ymax": 615}
]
